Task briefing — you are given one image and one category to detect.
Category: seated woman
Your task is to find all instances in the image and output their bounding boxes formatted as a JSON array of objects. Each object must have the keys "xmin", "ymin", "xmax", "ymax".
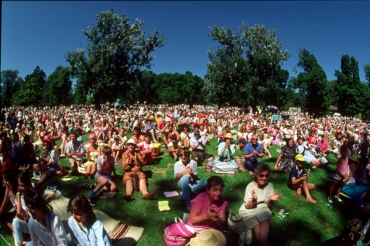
[
  {"xmin": 67, "ymin": 194, "xmax": 112, "ymax": 246},
  {"xmin": 88, "ymin": 146, "xmax": 117, "ymax": 206},
  {"xmin": 111, "ymin": 135, "xmax": 123, "ymax": 163},
  {"xmin": 25, "ymin": 189, "xmax": 68, "ymax": 245},
  {"xmin": 186, "ymin": 176, "xmax": 228, "ymax": 232},
  {"xmin": 121, "ymin": 139, "xmax": 154, "ymax": 201},
  {"xmin": 13, "ymin": 172, "xmax": 33, "ymax": 246},
  {"xmin": 0, "ymin": 170, "xmax": 18, "ymax": 232},
  {"xmin": 180, "ymin": 126, "xmax": 191, "ymax": 148},
  {"xmin": 237, "ymin": 123, "xmax": 248, "ymax": 150},
  {"xmin": 214, "ymin": 133, "xmax": 238, "ymax": 169},
  {"xmin": 297, "ymin": 137, "xmax": 326, "ymax": 168},
  {"xmin": 82, "ymin": 133, "xmax": 100, "ymax": 179},
  {"xmin": 167, "ymin": 134, "xmax": 183, "ymax": 160},
  {"xmin": 239, "ymin": 164, "xmax": 280, "ymax": 245},
  {"xmin": 257, "ymin": 131, "xmax": 272, "ymax": 158},
  {"xmin": 272, "ymin": 126, "xmax": 281, "ymax": 145},
  {"xmin": 33, "ymin": 135, "xmax": 59, "ymax": 191},
  {"xmin": 274, "ymin": 138, "xmax": 295, "ymax": 173},
  {"xmin": 287, "ymin": 154, "xmax": 317, "ymax": 204},
  {"xmin": 137, "ymin": 133, "xmax": 155, "ymax": 165}
]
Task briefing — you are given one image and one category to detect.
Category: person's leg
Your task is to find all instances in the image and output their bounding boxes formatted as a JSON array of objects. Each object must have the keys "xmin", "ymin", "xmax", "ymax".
[
  {"xmin": 178, "ymin": 176, "xmax": 191, "ymax": 201},
  {"xmin": 341, "ymin": 183, "xmax": 364, "ymax": 210},
  {"xmin": 189, "ymin": 179, "xmax": 207, "ymax": 193},
  {"xmin": 257, "ymin": 220, "xmax": 270, "ymax": 246},
  {"xmin": 263, "ymin": 145, "xmax": 271, "ymax": 158},
  {"xmin": 125, "ymin": 180, "xmax": 134, "ymax": 196},
  {"xmin": 13, "ymin": 218, "xmax": 30, "ymax": 246},
  {"xmin": 302, "ymin": 181, "xmax": 316, "ymax": 203},
  {"xmin": 244, "ymin": 160, "xmax": 257, "ymax": 172},
  {"xmin": 139, "ymin": 179, "xmax": 150, "ymax": 195},
  {"xmin": 34, "ymin": 171, "xmax": 52, "ymax": 188},
  {"xmin": 107, "ymin": 180, "xmax": 117, "ymax": 192},
  {"xmin": 93, "ymin": 176, "xmax": 109, "ymax": 194}
]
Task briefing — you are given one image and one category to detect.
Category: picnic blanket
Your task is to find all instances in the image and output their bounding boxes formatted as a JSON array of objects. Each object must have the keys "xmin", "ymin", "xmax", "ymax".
[{"xmin": 14, "ymin": 191, "xmax": 143, "ymax": 246}]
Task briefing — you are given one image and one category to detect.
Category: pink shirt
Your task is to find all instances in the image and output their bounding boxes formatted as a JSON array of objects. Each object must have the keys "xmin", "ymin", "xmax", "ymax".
[
  {"xmin": 186, "ymin": 192, "xmax": 228, "ymax": 232},
  {"xmin": 317, "ymin": 140, "xmax": 329, "ymax": 150},
  {"xmin": 337, "ymin": 157, "xmax": 348, "ymax": 174}
]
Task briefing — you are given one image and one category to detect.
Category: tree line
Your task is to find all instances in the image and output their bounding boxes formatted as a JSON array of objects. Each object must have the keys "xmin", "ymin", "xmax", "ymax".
[{"xmin": 1, "ymin": 9, "xmax": 370, "ymax": 118}]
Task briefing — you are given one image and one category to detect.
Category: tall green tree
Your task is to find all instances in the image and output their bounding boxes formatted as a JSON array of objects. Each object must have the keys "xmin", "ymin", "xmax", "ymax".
[
  {"xmin": 364, "ymin": 64, "xmax": 370, "ymax": 86},
  {"xmin": 294, "ymin": 49, "xmax": 330, "ymax": 116},
  {"xmin": 11, "ymin": 66, "xmax": 46, "ymax": 106},
  {"xmin": 66, "ymin": 9, "xmax": 166, "ymax": 109},
  {"xmin": 335, "ymin": 55, "xmax": 364, "ymax": 116},
  {"xmin": 204, "ymin": 22, "xmax": 290, "ymax": 108},
  {"xmin": 44, "ymin": 66, "xmax": 73, "ymax": 106},
  {"xmin": 0, "ymin": 70, "xmax": 23, "ymax": 107},
  {"xmin": 73, "ymin": 79, "xmax": 88, "ymax": 105}
]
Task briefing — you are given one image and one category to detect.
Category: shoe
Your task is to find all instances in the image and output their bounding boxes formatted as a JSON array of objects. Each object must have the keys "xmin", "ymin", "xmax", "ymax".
[
  {"xmin": 269, "ymin": 154, "xmax": 272, "ymax": 158},
  {"xmin": 246, "ymin": 228, "xmax": 252, "ymax": 245},
  {"xmin": 123, "ymin": 194, "xmax": 135, "ymax": 202},
  {"xmin": 98, "ymin": 191, "xmax": 107, "ymax": 199},
  {"xmin": 89, "ymin": 196, "xmax": 97, "ymax": 206},
  {"xmin": 327, "ymin": 197, "xmax": 333, "ymax": 204},
  {"xmin": 334, "ymin": 195, "xmax": 342, "ymax": 202},
  {"xmin": 142, "ymin": 193, "xmax": 154, "ymax": 200},
  {"xmin": 238, "ymin": 230, "xmax": 246, "ymax": 246}
]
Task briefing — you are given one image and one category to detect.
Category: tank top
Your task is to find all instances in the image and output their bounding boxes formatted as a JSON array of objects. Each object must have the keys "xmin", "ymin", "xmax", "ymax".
[{"xmin": 338, "ymin": 157, "xmax": 348, "ymax": 174}]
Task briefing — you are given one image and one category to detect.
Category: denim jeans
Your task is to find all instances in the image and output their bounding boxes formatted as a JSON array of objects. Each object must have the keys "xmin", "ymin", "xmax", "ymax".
[
  {"xmin": 13, "ymin": 217, "xmax": 33, "ymax": 245},
  {"xmin": 341, "ymin": 183, "xmax": 370, "ymax": 210},
  {"xmin": 177, "ymin": 175, "xmax": 207, "ymax": 202},
  {"xmin": 244, "ymin": 159, "xmax": 264, "ymax": 172}
]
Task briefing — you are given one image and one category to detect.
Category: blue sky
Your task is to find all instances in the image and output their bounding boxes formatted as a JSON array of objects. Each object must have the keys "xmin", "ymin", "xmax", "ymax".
[{"xmin": 2, "ymin": 1, "xmax": 370, "ymax": 82}]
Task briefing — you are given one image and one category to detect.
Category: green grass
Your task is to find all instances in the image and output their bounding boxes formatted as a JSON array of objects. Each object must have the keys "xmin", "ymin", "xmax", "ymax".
[{"xmin": 0, "ymin": 134, "xmax": 354, "ymax": 246}]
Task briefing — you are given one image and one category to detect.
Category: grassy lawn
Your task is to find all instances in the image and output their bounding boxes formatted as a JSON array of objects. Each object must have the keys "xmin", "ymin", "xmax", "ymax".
[{"xmin": 0, "ymin": 134, "xmax": 354, "ymax": 245}]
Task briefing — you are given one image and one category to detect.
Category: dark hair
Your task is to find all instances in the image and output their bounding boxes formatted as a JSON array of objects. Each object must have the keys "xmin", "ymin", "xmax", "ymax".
[
  {"xmin": 133, "ymin": 126, "xmax": 141, "ymax": 133},
  {"xmin": 18, "ymin": 171, "xmax": 33, "ymax": 190},
  {"xmin": 102, "ymin": 146, "xmax": 112, "ymax": 155},
  {"xmin": 253, "ymin": 164, "xmax": 271, "ymax": 182},
  {"xmin": 206, "ymin": 176, "xmax": 225, "ymax": 190},
  {"xmin": 2, "ymin": 170, "xmax": 18, "ymax": 190},
  {"xmin": 67, "ymin": 194, "xmax": 96, "ymax": 227},
  {"xmin": 286, "ymin": 138, "xmax": 293, "ymax": 145},
  {"xmin": 24, "ymin": 189, "xmax": 53, "ymax": 215}
]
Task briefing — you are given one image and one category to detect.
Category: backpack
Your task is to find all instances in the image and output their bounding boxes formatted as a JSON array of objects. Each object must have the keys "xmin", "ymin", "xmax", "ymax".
[
  {"xmin": 212, "ymin": 161, "xmax": 237, "ymax": 174},
  {"xmin": 164, "ymin": 217, "xmax": 195, "ymax": 246}
]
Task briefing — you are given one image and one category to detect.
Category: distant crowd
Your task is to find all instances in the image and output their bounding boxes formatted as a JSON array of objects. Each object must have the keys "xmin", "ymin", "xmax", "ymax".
[{"xmin": 1, "ymin": 103, "xmax": 370, "ymax": 245}]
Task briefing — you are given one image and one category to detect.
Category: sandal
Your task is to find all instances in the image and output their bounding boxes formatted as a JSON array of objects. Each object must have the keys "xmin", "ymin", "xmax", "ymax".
[
  {"xmin": 123, "ymin": 194, "xmax": 135, "ymax": 202},
  {"xmin": 142, "ymin": 193, "xmax": 154, "ymax": 200}
]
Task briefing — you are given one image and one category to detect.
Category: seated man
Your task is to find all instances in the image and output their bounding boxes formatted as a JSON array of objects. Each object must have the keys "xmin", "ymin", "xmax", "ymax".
[
  {"xmin": 287, "ymin": 154, "xmax": 317, "ymax": 204},
  {"xmin": 88, "ymin": 146, "xmax": 117, "ymax": 206},
  {"xmin": 243, "ymin": 134, "xmax": 264, "ymax": 173},
  {"xmin": 190, "ymin": 129, "xmax": 207, "ymax": 166},
  {"xmin": 66, "ymin": 131, "xmax": 86, "ymax": 172},
  {"xmin": 174, "ymin": 149, "xmax": 207, "ymax": 211}
]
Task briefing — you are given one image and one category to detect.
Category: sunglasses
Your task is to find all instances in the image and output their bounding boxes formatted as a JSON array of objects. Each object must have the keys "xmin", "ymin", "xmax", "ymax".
[
  {"xmin": 179, "ymin": 154, "xmax": 190, "ymax": 157},
  {"xmin": 258, "ymin": 174, "xmax": 269, "ymax": 178},
  {"xmin": 251, "ymin": 138, "xmax": 257, "ymax": 140}
]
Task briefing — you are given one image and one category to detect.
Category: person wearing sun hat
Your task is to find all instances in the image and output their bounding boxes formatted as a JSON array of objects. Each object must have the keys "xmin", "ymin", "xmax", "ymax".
[
  {"xmin": 341, "ymin": 154, "xmax": 370, "ymax": 213},
  {"xmin": 121, "ymin": 139, "xmax": 154, "ymax": 201},
  {"xmin": 189, "ymin": 229, "xmax": 226, "ymax": 246},
  {"xmin": 287, "ymin": 154, "xmax": 317, "ymax": 204},
  {"xmin": 212, "ymin": 133, "xmax": 238, "ymax": 169}
]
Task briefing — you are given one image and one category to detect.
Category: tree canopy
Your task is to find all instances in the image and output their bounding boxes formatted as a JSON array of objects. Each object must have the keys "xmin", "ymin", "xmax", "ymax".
[
  {"xmin": 204, "ymin": 22, "xmax": 290, "ymax": 109},
  {"xmin": 66, "ymin": 9, "xmax": 166, "ymax": 109}
]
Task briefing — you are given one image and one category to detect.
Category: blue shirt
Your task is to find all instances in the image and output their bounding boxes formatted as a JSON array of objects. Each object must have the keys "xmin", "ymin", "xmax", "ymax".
[
  {"xmin": 68, "ymin": 216, "xmax": 112, "ymax": 246},
  {"xmin": 243, "ymin": 142, "xmax": 263, "ymax": 162},
  {"xmin": 288, "ymin": 165, "xmax": 307, "ymax": 188}
]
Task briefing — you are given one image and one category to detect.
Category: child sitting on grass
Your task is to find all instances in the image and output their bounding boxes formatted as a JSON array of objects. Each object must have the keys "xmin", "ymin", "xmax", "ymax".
[
  {"xmin": 328, "ymin": 145, "xmax": 348, "ymax": 203},
  {"xmin": 88, "ymin": 146, "xmax": 117, "ymax": 206}
]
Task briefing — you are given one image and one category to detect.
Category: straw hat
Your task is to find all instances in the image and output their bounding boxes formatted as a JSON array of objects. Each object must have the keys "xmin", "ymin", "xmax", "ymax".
[
  {"xmin": 126, "ymin": 139, "xmax": 137, "ymax": 146},
  {"xmin": 224, "ymin": 133, "xmax": 233, "ymax": 139},
  {"xmin": 349, "ymin": 154, "xmax": 360, "ymax": 163},
  {"xmin": 189, "ymin": 230, "xmax": 226, "ymax": 246}
]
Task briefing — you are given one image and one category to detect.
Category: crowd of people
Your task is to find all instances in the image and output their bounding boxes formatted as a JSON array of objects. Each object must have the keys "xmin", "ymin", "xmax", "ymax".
[{"xmin": 1, "ymin": 103, "xmax": 370, "ymax": 245}]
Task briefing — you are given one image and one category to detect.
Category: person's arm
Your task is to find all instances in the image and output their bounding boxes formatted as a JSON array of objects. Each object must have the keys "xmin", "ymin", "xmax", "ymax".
[
  {"xmin": 175, "ymin": 166, "xmax": 191, "ymax": 181},
  {"xmin": 275, "ymin": 153, "xmax": 284, "ymax": 166},
  {"xmin": 0, "ymin": 188, "xmax": 10, "ymax": 216},
  {"xmin": 291, "ymin": 175, "xmax": 307, "ymax": 186},
  {"xmin": 189, "ymin": 204, "xmax": 225, "ymax": 225},
  {"xmin": 91, "ymin": 220, "xmax": 109, "ymax": 245},
  {"xmin": 52, "ymin": 214, "xmax": 69, "ymax": 246}
]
